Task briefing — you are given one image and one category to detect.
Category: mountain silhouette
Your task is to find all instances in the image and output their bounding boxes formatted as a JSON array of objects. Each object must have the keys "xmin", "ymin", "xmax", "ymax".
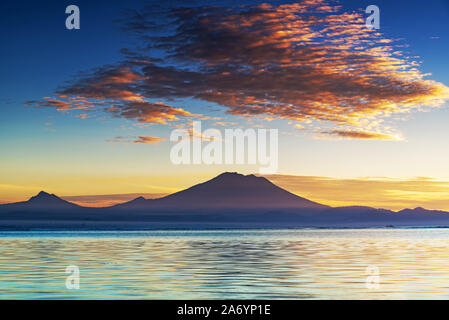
[
  {"xmin": 115, "ymin": 172, "xmax": 328, "ymax": 210},
  {"xmin": 1, "ymin": 172, "xmax": 449, "ymax": 229},
  {"xmin": 0, "ymin": 191, "xmax": 80, "ymax": 211}
]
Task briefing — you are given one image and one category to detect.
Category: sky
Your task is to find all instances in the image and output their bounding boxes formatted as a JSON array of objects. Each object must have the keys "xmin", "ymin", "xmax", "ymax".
[{"xmin": 1, "ymin": 0, "xmax": 449, "ymax": 209}]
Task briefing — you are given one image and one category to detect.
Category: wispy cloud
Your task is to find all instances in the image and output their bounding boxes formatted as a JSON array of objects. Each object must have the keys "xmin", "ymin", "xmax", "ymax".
[
  {"xmin": 320, "ymin": 129, "xmax": 401, "ymax": 140},
  {"xmin": 106, "ymin": 135, "xmax": 166, "ymax": 144},
  {"xmin": 106, "ymin": 101, "xmax": 193, "ymax": 124},
  {"xmin": 134, "ymin": 135, "xmax": 166, "ymax": 144}
]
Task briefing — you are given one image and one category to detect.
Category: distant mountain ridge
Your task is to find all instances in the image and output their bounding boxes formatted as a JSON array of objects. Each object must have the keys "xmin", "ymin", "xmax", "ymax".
[{"xmin": 1, "ymin": 172, "xmax": 449, "ymax": 229}]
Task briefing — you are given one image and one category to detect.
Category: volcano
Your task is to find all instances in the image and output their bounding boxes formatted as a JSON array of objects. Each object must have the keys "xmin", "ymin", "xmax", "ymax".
[{"xmin": 114, "ymin": 172, "xmax": 328, "ymax": 210}]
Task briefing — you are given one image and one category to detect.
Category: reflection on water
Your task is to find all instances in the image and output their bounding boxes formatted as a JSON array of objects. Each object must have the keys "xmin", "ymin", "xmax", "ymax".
[{"xmin": 1, "ymin": 229, "xmax": 449, "ymax": 299}]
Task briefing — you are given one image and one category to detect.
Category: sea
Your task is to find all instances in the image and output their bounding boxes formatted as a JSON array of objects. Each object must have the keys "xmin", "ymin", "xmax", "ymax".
[{"xmin": 1, "ymin": 228, "xmax": 449, "ymax": 299}]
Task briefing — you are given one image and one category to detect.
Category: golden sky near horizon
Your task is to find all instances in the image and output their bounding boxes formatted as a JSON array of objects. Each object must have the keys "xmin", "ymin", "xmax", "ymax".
[{"xmin": 2, "ymin": 173, "xmax": 449, "ymax": 211}]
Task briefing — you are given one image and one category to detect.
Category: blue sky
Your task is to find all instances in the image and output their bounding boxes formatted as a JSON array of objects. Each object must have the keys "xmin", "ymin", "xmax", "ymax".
[{"xmin": 1, "ymin": 0, "xmax": 449, "ymax": 207}]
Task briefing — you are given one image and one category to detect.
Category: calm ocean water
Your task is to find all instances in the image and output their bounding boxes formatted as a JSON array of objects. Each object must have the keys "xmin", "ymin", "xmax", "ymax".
[{"xmin": 1, "ymin": 228, "xmax": 449, "ymax": 299}]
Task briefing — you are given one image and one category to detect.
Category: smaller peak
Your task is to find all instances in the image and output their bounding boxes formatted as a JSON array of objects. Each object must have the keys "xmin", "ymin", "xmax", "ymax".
[
  {"xmin": 126, "ymin": 196, "xmax": 146, "ymax": 204},
  {"xmin": 31, "ymin": 191, "xmax": 57, "ymax": 199},
  {"xmin": 245, "ymin": 174, "xmax": 272, "ymax": 183},
  {"xmin": 28, "ymin": 190, "xmax": 63, "ymax": 203},
  {"xmin": 398, "ymin": 207, "xmax": 427, "ymax": 213},
  {"xmin": 245, "ymin": 174, "xmax": 266, "ymax": 180}
]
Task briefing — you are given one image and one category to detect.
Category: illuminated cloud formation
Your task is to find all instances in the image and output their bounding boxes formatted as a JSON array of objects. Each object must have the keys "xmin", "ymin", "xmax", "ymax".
[
  {"xmin": 27, "ymin": 96, "xmax": 94, "ymax": 111},
  {"xmin": 29, "ymin": 0, "xmax": 449, "ymax": 139},
  {"xmin": 320, "ymin": 129, "xmax": 400, "ymax": 140},
  {"xmin": 59, "ymin": 65, "xmax": 145, "ymax": 101},
  {"xmin": 26, "ymin": 64, "xmax": 195, "ymax": 125},
  {"xmin": 134, "ymin": 136, "xmax": 166, "ymax": 144},
  {"xmin": 106, "ymin": 135, "xmax": 166, "ymax": 144},
  {"xmin": 106, "ymin": 101, "xmax": 193, "ymax": 124}
]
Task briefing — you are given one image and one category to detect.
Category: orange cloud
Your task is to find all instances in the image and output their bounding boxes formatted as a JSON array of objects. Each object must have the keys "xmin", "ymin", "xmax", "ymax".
[
  {"xmin": 118, "ymin": 1, "xmax": 448, "ymax": 135},
  {"xmin": 320, "ymin": 129, "xmax": 400, "ymax": 140},
  {"xmin": 27, "ymin": 96, "xmax": 94, "ymax": 111},
  {"xmin": 107, "ymin": 101, "xmax": 193, "ymax": 124},
  {"xmin": 134, "ymin": 136, "xmax": 166, "ymax": 144},
  {"xmin": 59, "ymin": 65, "xmax": 144, "ymax": 101},
  {"xmin": 106, "ymin": 135, "xmax": 166, "ymax": 145},
  {"xmin": 214, "ymin": 121, "xmax": 237, "ymax": 127}
]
